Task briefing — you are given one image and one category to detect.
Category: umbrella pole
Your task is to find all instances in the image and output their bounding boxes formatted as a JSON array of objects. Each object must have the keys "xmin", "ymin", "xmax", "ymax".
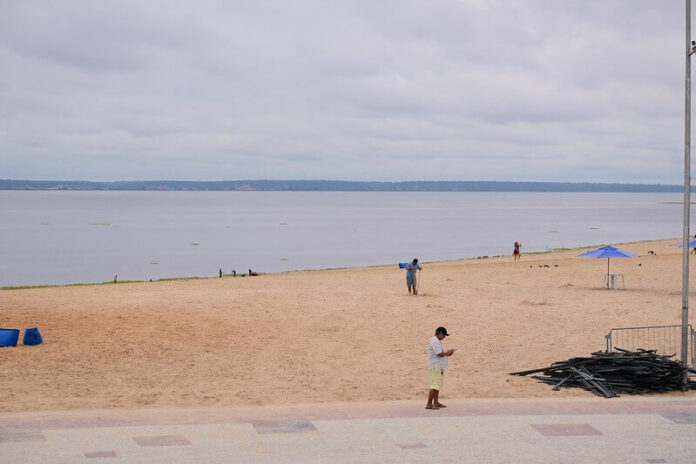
[{"xmin": 606, "ymin": 258, "xmax": 610, "ymax": 288}]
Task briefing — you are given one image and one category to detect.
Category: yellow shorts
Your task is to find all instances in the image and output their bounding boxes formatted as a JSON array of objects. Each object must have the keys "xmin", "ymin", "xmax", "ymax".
[{"xmin": 429, "ymin": 367, "xmax": 444, "ymax": 391}]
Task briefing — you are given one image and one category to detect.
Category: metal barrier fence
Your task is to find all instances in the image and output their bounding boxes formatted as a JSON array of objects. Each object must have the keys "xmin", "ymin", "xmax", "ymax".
[{"xmin": 605, "ymin": 324, "xmax": 695, "ymax": 366}]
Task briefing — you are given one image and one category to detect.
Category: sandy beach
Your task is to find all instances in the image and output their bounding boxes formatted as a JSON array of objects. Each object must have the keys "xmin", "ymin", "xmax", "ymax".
[{"xmin": 1, "ymin": 238, "xmax": 694, "ymax": 413}]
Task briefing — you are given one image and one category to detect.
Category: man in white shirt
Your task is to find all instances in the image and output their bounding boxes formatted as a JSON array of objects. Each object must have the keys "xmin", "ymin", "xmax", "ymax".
[{"xmin": 426, "ymin": 326, "xmax": 455, "ymax": 410}]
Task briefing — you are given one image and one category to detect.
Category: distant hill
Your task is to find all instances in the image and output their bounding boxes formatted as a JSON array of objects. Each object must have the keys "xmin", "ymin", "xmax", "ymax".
[{"xmin": 0, "ymin": 179, "xmax": 682, "ymax": 192}]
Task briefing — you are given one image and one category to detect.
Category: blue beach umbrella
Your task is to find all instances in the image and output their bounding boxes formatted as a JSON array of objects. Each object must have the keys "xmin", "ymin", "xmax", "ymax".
[
  {"xmin": 576, "ymin": 245, "xmax": 638, "ymax": 279},
  {"xmin": 674, "ymin": 239, "xmax": 696, "ymax": 248}
]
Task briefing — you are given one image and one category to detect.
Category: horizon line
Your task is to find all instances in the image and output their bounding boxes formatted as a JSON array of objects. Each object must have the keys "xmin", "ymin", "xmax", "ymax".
[{"xmin": 0, "ymin": 178, "xmax": 683, "ymax": 186}]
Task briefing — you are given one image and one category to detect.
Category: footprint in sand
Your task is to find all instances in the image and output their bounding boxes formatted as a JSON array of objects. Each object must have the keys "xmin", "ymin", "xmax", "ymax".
[{"xmin": 518, "ymin": 300, "xmax": 551, "ymax": 306}]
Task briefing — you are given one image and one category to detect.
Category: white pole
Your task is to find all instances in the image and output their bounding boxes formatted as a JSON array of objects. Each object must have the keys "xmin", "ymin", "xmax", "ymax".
[{"xmin": 682, "ymin": 0, "xmax": 692, "ymax": 367}]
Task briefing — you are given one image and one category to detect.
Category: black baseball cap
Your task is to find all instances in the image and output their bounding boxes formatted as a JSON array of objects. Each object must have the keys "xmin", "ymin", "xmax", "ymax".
[{"xmin": 435, "ymin": 326, "xmax": 450, "ymax": 336}]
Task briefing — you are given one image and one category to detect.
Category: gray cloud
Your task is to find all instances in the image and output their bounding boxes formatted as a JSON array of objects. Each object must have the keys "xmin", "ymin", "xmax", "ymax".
[{"xmin": 0, "ymin": 0, "xmax": 690, "ymax": 183}]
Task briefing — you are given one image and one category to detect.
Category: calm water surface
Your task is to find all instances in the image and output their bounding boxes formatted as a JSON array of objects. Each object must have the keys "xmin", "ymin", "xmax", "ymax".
[{"xmin": 0, "ymin": 191, "xmax": 688, "ymax": 287}]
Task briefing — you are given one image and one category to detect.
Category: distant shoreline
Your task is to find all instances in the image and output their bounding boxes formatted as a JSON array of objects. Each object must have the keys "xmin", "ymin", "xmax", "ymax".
[
  {"xmin": 0, "ymin": 179, "xmax": 682, "ymax": 192},
  {"xmin": 2, "ymin": 237, "xmax": 674, "ymax": 291}
]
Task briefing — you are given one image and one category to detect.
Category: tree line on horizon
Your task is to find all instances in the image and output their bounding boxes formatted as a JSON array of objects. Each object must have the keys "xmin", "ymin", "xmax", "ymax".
[{"xmin": 0, "ymin": 179, "xmax": 682, "ymax": 192}]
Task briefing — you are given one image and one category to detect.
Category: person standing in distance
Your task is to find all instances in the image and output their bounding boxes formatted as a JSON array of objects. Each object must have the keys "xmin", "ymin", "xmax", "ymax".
[
  {"xmin": 426, "ymin": 326, "xmax": 455, "ymax": 410},
  {"xmin": 513, "ymin": 241, "xmax": 521, "ymax": 262},
  {"xmin": 405, "ymin": 258, "xmax": 422, "ymax": 295}
]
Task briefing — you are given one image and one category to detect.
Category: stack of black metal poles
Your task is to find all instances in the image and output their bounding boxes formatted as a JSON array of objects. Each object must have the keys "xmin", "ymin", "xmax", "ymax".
[{"xmin": 510, "ymin": 348, "xmax": 696, "ymax": 398}]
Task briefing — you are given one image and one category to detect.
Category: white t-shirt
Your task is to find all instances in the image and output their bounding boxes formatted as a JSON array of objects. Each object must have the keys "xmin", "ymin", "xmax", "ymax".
[{"xmin": 428, "ymin": 335, "xmax": 448, "ymax": 370}]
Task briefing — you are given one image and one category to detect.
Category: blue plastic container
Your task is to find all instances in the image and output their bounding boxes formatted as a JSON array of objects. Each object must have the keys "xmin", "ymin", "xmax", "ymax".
[
  {"xmin": 0, "ymin": 329, "xmax": 20, "ymax": 347},
  {"xmin": 398, "ymin": 262, "xmax": 408, "ymax": 269},
  {"xmin": 23, "ymin": 327, "xmax": 43, "ymax": 346}
]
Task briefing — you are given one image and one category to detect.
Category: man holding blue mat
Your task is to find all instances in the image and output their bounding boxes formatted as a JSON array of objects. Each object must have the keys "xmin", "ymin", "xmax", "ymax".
[{"xmin": 405, "ymin": 258, "xmax": 422, "ymax": 295}]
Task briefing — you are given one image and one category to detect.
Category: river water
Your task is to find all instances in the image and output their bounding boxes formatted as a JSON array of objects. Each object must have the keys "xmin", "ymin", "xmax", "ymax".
[{"xmin": 0, "ymin": 191, "xmax": 688, "ymax": 287}]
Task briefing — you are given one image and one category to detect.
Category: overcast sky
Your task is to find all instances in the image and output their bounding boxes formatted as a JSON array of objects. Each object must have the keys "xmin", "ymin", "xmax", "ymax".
[{"xmin": 0, "ymin": 1, "xmax": 691, "ymax": 183}]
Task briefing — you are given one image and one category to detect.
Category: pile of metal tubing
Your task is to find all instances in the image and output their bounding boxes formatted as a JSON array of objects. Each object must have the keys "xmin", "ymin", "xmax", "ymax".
[{"xmin": 510, "ymin": 348, "xmax": 696, "ymax": 398}]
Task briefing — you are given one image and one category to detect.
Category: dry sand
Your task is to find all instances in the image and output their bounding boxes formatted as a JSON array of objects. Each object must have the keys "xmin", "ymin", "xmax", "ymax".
[{"xmin": 1, "ymin": 239, "xmax": 694, "ymax": 413}]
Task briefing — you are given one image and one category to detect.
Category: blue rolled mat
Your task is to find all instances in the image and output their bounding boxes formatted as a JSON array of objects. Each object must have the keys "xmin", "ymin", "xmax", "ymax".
[
  {"xmin": 0, "ymin": 328, "xmax": 20, "ymax": 347},
  {"xmin": 398, "ymin": 262, "xmax": 408, "ymax": 269},
  {"xmin": 23, "ymin": 327, "xmax": 43, "ymax": 346}
]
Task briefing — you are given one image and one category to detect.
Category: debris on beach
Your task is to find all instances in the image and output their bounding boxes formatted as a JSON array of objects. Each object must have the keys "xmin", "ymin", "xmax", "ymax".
[{"xmin": 510, "ymin": 349, "xmax": 696, "ymax": 398}]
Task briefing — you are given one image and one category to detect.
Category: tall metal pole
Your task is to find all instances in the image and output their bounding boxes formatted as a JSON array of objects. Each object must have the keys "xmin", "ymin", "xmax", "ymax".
[{"xmin": 682, "ymin": 0, "xmax": 692, "ymax": 367}]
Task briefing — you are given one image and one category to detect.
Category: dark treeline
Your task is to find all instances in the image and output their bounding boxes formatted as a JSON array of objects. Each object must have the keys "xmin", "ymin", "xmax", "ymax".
[{"xmin": 0, "ymin": 179, "xmax": 682, "ymax": 192}]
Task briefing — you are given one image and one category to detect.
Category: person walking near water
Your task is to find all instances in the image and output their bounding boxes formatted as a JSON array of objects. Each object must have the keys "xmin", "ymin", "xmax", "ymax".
[
  {"xmin": 426, "ymin": 326, "xmax": 455, "ymax": 410},
  {"xmin": 405, "ymin": 258, "xmax": 422, "ymax": 295},
  {"xmin": 513, "ymin": 241, "xmax": 521, "ymax": 262}
]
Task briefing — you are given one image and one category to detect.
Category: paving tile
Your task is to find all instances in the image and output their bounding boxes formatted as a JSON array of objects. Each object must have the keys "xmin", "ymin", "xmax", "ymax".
[
  {"xmin": 133, "ymin": 435, "xmax": 191, "ymax": 447},
  {"xmin": 84, "ymin": 451, "xmax": 118, "ymax": 458},
  {"xmin": 0, "ymin": 431, "xmax": 46, "ymax": 443},
  {"xmin": 252, "ymin": 420, "xmax": 317, "ymax": 434},
  {"xmin": 397, "ymin": 442, "xmax": 428, "ymax": 449},
  {"xmin": 1, "ymin": 399, "xmax": 695, "ymax": 464},
  {"xmin": 531, "ymin": 423, "xmax": 602, "ymax": 436},
  {"xmin": 661, "ymin": 412, "xmax": 696, "ymax": 424}
]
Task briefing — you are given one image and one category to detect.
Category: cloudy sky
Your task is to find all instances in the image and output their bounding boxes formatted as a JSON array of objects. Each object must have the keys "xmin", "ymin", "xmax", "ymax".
[{"xmin": 0, "ymin": 1, "xmax": 691, "ymax": 183}]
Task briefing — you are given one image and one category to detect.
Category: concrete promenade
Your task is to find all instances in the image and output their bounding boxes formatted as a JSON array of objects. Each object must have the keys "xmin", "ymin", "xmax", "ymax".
[{"xmin": 1, "ymin": 397, "xmax": 694, "ymax": 463}]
